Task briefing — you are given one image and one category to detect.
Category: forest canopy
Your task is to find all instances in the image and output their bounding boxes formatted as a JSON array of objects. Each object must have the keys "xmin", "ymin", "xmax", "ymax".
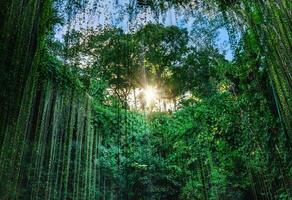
[{"xmin": 0, "ymin": 0, "xmax": 291, "ymax": 199}]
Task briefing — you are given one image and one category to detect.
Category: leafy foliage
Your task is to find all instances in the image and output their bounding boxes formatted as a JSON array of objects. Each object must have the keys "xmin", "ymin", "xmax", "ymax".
[{"xmin": 0, "ymin": 0, "xmax": 291, "ymax": 199}]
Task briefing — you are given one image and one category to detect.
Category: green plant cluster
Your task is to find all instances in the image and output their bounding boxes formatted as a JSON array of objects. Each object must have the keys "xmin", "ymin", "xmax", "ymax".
[
  {"xmin": 87, "ymin": 30, "xmax": 291, "ymax": 199},
  {"xmin": 0, "ymin": 0, "xmax": 291, "ymax": 199}
]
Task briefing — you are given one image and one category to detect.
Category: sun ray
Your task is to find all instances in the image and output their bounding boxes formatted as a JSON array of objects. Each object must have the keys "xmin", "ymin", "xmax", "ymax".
[{"xmin": 144, "ymin": 86, "xmax": 157, "ymax": 104}]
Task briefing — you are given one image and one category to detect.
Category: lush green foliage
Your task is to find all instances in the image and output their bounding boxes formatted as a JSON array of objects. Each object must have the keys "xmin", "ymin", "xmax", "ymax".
[
  {"xmin": 86, "ymin": 29, "xmax": 291, "ymax": 199},
  {"xmin": 0, "ymin": 0, "xmax": 291, "ymax": 199}
]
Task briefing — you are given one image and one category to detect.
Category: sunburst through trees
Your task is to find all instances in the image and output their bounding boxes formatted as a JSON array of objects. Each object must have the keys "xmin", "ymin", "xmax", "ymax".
[{"xmin": 0, "ymin": 0, "xmax": 291, "ymax": 199}]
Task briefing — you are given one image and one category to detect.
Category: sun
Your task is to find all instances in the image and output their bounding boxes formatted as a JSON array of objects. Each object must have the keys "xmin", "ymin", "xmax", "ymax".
[{"xmin": 144, "ymin": 87, "xmax": 157, "ymax": 104}]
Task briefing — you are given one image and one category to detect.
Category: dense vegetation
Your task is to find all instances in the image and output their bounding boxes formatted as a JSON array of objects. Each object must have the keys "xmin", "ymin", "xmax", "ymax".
[{"xmin": 0, "ymin": 0, "xmax": 291, "ymax": 199}]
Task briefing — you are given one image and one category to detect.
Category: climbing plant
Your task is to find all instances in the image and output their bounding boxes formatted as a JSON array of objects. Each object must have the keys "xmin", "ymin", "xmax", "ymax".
[{"xmin": 0, "ymin": 0, "xmax": 291, "ymax": 199}]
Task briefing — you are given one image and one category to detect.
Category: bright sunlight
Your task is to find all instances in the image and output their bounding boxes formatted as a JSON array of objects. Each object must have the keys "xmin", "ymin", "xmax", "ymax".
[{"xmin": 143, "ymin": 87, "xmax": 157, "ymax": 104}]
